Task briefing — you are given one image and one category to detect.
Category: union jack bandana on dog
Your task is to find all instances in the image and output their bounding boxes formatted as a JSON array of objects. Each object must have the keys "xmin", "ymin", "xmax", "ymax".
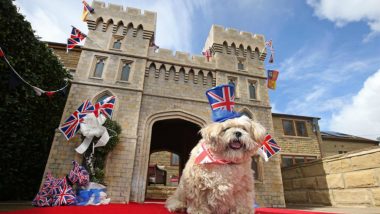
[{"xmin": 194, "ymin": 143, "xmax": 231, "ymax": 164}]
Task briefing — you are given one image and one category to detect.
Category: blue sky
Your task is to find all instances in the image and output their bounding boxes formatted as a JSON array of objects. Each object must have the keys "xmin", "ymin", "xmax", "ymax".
[{"xmin": 14, "ymin": 0, "xmax": 380, "ymax": 139}]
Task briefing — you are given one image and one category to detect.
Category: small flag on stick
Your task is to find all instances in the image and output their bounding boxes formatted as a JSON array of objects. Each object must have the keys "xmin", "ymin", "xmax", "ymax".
[
  {"xmin": 202, "ymin": 48, "xmax": 212, "ymax": 62},
  {"xmin": 0, "ymin": 48, "xmax": 4, "ymax": 57},
  {"xmin": 267, "ymin": 70, "xmax": 279, "ymax": 89}
]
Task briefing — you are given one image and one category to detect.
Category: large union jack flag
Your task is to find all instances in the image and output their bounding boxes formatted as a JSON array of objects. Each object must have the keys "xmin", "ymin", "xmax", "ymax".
[
  {"xmin": 92, "ymin": 96, "xmax": 116, "ymax": 118},
  {"xmin": 59, "ymin": 100, "xmax": 94, "ymax": 140},
  {"xmin": 206, "ymin": 85, "xmax": 235, "ymax": 111},
  {"xmin": 259, "ymin": 134, "xmax": 281, "ymax": 161}
]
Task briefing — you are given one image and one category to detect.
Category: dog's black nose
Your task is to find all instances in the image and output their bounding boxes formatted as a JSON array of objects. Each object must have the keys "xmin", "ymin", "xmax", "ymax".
[{"xmin": 235, "ymin": 131, "xmax": 242, "ymax": 138}]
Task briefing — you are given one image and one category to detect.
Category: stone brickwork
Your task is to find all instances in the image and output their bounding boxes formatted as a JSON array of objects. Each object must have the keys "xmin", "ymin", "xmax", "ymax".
[
  {"xmin": 282, "ymin": 147, "xmax": 380, "ymax": 207},
  {"xmin": 149, "ymin": 151, "xmax": 180, "ymax": 185},
  {"xmin": 321, "ymin": 136, "xmax": 378, "ymax": 157},
  {"xmin": 43, "ymin": 0, "xmax": 285, "ymax": 207},
  {"xmin": 272, "ymin": 114, "xmax": 322, "ymax": 158},
  {"xmin": 49, "ymin": 42, "xmax": 82, "ymax": 71}
]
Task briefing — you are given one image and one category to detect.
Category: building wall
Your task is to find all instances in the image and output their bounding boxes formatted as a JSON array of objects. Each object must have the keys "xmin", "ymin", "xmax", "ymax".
[
  {"xmin": 321, "ymin": 139, "xmax": 378, "ymax": 157},
  {"xmin": 44, "ymin": 0, "xmax": 285, "ymax": 207},
  {"xmin": 49, "ymin": 43, "xmax": 82, "ymax": 71},
  {"xmin": 272, "ymin": 115, "xmax": 322, "ymax": 165},
  {"xmin": 282, "ymin": 147, "xmax": 380, "ymax": 207}
]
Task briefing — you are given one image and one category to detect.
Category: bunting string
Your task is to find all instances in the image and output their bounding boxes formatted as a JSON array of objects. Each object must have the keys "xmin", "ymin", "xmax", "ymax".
[{"xmin": 0, "ymin": 46, "xmax": 69, "ymax": 97}]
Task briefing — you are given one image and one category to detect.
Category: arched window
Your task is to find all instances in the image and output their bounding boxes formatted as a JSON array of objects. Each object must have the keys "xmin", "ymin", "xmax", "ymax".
[
  {"xmin": 96, "ymin": 94, "xmax": 110, "ymax": 103},
  {"xmin": 95, "ymin": 18, "xmax": 103, "ymax": 31},
  {"xmin": 94, "ymin": 58, "xmax": 105, "ymax": 78},
  {"xmin": 239, "ymin": 44, "xmax": 244, "ymax": 57},
  {"xmin": 254, "ymin": 48, "xmax": 260, "ymax": 60},
  {"xmin": 113, "ymin": 39, "xmax": 121, "ymax": 49},
  {"xmin": 136, "ymin": 25, "xmax": 143, "ymax": 38},
  {"xmin": 126, "ymin": 23, "xmax": 134, "ymax": 37},
  {"xmin": 121, "ymin": 63, "xmax": 131, "ymax": 81},
  {"xmin": 238, "ymin": 60, "xmax": 244, "ymax": 70},
  {"xmin": 223, "ymin": 41, "xmax": 228, "ymax": 54},
  {"xmin": 115, "ymin": 22, "xmax": 124, "ymax": 35},
  {"xmin": 231, "ymin": 43, "xmax": 236, "ymax": 55},
  {"xmin": 249, "ymin": 82, "xmax": 257, "ymax": 99},
  {"xmin": 247, "ymin": 46, "xmax": 252, "ymax": 59}
]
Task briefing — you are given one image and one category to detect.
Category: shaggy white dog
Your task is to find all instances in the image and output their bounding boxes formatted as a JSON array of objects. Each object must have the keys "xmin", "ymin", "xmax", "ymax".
[{"xmin": 165, "ymin": 116, "xmax": 266, "ymax": 214}]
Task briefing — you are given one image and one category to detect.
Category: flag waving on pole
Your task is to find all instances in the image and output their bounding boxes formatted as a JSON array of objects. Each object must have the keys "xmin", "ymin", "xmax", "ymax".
[
  {"xmin": 202, "ymin": 48, "xmax": 212, "ymax": 62},
  {"xmin": 82, "ymin": 1, "xmax": 95, "ymax": 21},
  {"xmin": 267, "ymin": 70, "xmax": 279, "ymax": 90},
  {"xmin": 66, "ymin": 26, "xmax": 87, "ymax": 52},
  {"xmin": 257, "ymin": 134, "xmax": 281, "ymax": 162}
]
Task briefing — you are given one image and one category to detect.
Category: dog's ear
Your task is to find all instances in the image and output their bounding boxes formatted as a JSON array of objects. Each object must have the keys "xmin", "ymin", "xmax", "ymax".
[
  {"xmin": 250, "ymin": 120, "xmax": 267, "ymax": 145},
  {"xmin": 200, "ymin": 123, "xmax": 222, "ymax": 143}
]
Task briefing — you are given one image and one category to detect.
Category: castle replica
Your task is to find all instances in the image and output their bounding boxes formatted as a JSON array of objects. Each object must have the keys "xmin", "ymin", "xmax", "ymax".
[{"xmin": 44, "ymin": 1, "xmax": 285, "ymax": 207}]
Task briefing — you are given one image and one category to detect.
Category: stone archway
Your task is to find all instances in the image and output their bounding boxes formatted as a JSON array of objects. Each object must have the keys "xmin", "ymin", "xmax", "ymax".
[
  {"xmin": 146, "ymin": 119, "xmax": 202, "ymax": 199},
  {"xmin": 134, "ymin": 110, "xmax": 206, "ymax": 202}
]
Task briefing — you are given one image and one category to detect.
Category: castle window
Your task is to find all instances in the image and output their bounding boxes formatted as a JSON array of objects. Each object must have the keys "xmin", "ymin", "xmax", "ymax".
[
  {"xmin": 249, "ymin": 81, "xmax": 257, "ymax": 100},
  {"xmin": 223, "ymin": 41, "xmax": 228, "ymax": 54},
  {"xmin": 121, "ymin": 62, "xmax": 131, "ymax": 81},
  {"xmin": 94, "ymin": 58, "xmax": 106, "ymax": 78},
  {"xmin": 228, "ymin": 77, "xmax": 238, "ymax": 97},
  {"xmin": 238, "ymin": 61, "xmax": 244, "ymax": 70},
  {"xmin": 113, "ymin": 39, "xmax": 122, "ymax": 49}
]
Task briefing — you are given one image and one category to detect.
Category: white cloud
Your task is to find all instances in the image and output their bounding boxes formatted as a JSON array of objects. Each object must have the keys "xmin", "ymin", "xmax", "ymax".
[
  {"xmin": 307, "ymin": 0, "xmax": 380, "ymax": 41},
  {"xmin": 329, "ymin": 69, "xmax": 380, "ymax": 140},
  {"xmin": 14, "ymin": 0, "xmax": 211, "ymax": 54}
]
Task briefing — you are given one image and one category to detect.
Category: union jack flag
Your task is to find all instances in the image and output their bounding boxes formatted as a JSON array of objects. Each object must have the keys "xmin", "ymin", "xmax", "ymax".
[
  {"xmin": 67, "ymin": 38, "xmax": 78, "ymax": 52},
  {"xmin": 68, "ymin": 160, "xmax": 89, "ymax": 186},
  {"xmin": 32, "ymin": 189, "xmax": 51, "ymax": 207},
  {"xmin": 92, "ymin": 96, "xmax": 116, "ymax": 118},
  {"xmin": 59, "ymin": 100, "xmax": 94, "ymax": 140},
  {"xmin": 202, "ymin": 48, "xmax": 212, "ymax": 62},
  {"xmin": 206, "ymin": 85, "xmax": 235, "ymax": 111},
  {"xmin": 258, "ymin": 134, "xmax": 281, "ymax": 161},
  {"xmin": 51, "ymin": 178, "xmax": 76, "ymax": 206},
  {"xmin": 194, "ymin": 143, "xmax": 230, "ymax": 164},
  {"xmin": 70, "ymin": 26, "xmax": 87, "ymax": 43}
]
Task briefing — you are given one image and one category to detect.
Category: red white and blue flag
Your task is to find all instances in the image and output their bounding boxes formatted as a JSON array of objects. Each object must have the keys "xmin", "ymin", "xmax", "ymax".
[
  {"xmin": 59, "ymin": 100, "xmax": 94, "ymax": 140},
  {"xmin": 202, "ymin": 48, "xmax": 212, "ymax": 62},
  {"xmin": 207, "ymin": 86, "xmax": 235, "ymax": 111},
  {"xmin": 195, "ymin": 143, "xmax": 230, "ymax": 165},
  {"xmin": 82, "ymin": 1, "xmax": 95, "ymax": 21},
  {"xmin": 67, "ymin": 26, "xmax": 87, "ymax": 52},
  {"xmin": 205, "ymin": 84, "xmax": 241, "ymax": 122},
  {"xmin": 51, "ymin": 178, "xmax": 76, "ymax": 206},
  {"xmin": 258, "ymin": 134, "xmax": 281, "ymax": 161},
  {"xmin": 70, "ymin": 26, "xmax": 87, "ymax": 43},
  {"xmin": 92, "ymin": 96, "xmax": 116, "ymax": 118}
]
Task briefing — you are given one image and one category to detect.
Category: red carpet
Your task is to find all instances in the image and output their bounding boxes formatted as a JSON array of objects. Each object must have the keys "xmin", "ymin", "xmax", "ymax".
[{"xmin": 2, "ymin": 203, "xmax": 334, "ymax": 214}]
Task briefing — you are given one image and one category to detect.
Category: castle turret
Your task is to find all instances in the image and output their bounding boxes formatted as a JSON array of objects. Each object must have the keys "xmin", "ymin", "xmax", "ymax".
[
  {"xmin": 84, "ymin": 0, "xmax": 157, "ymax": 55},
  {"xmin": 203, "ymin": 25, "xmax": 267, "ymax": 74}
]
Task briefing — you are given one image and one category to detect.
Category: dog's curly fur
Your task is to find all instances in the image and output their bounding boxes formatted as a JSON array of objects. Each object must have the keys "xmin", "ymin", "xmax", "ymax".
[{"xmin": 165, "ymin": 116, "xmax": 266, "ymax": 214}]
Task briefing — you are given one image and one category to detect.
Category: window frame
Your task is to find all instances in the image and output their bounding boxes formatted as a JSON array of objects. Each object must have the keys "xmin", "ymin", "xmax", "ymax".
[
  {"xmin": 170, "ymin": 153, "xmax": 180, "ymax": 166},
  {"xmin": 295, "ymin": 120, "xmax": 308, "ymax": 137},
  {"xmin": 227, "ymin": 76, "xmax": 239, "ymax": 98},
  {"xmin": 248, "ymin": 80, "xmax": 258, "ymax": 100},
  {"xmin": 120, "ymin": 62, "xmax": 132, "ymax": 81},
  {"xmin": 281, "ymin": 154, "xmax": 317, "ymax": 168},
  {"xmin": 281, "ymin": 119, "xmax": 309, "ymax": 137},
  {"xmin": 92, "ymin": 56, "xmax": 107, "ymax": 78},
  {"xmin": 110, "ymin": 35, "xmax": 124, "ymax": 51},
  {"xmin": 282, "ymin": 119, "xmax": 296, "ymax": 136}
]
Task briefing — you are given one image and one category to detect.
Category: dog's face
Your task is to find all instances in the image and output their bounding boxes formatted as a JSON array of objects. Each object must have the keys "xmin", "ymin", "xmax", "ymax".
[{"xmin": 200, "ymin": 116, "xmax": 266, "ymax": 163}]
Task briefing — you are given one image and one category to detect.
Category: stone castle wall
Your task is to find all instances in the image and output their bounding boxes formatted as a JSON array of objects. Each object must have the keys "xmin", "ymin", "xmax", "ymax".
[
  {"xmin": 43, "ymin": 0, "xmax": 285, "ymax": 207},
  {"xmin": 282, "ymin": 147, "xmax": 380, "ymax": 207}
]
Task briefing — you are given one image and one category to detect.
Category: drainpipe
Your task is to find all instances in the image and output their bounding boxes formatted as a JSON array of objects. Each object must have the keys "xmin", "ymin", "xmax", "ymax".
[{"xmin": 312, "ymin": 118, "xmax": 323, "ymax": 158}]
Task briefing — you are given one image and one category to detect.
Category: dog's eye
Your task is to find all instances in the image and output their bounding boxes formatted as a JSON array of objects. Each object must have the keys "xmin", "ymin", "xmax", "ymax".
[{"xmin": 222, "ymin": 128, "xmax": 230, "ymax": 132}]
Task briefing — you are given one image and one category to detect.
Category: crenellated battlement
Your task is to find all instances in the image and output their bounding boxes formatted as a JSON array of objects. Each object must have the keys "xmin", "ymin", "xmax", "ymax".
[
  {"xmin": 148, "ymin": 48, "xmax": 214, "ymax": 69},
  {"xmin": 203, "ymin": 25, "xmax": 266, "ymax": 53},
  {"xmin": 86, "ymin": 0, "xmax": 156, "ymax": 33}
]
